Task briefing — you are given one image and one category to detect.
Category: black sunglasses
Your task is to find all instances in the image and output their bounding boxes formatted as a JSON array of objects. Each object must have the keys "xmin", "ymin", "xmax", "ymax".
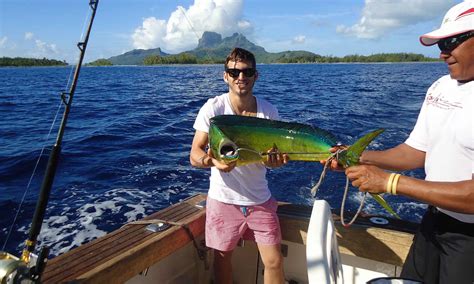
[
  {"xmin": 438, "ymin": 31, "xmax": 474, "ymax": 52},
  {"xmin": 225, "ymin": 67, "xmax": 256, "ymax": 78}
]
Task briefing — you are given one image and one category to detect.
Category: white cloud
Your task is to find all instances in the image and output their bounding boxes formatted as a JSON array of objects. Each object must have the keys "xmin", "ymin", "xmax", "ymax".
[
  {"xmin": 35, "ymin": 39, "xmax": 58, "ymax": 54},
  {"xmin": 24, "ymin": 32, "xmax": 34, "ymax": 40},
  {"xmin": 20, "ymin": 32, "xmax": 59, "ymax": 57},
  {"xmin": 0, "ymin": 36, "xmax": 7, "ymax": 48},
  {"xmin": 132, "ymin": 0, "xmax": 253, "ymax": 53},
  {"xmin": 237, "ymin": 20, "xmax": 252, "ymax": 30},
  {"xmin": 132, "ymin": 17, "xmax": 167, "ymax": 50},
  {"xmin": 337, "ymin": 0, "xmax": 455, "ymax": 39},
  {"xmin": 292, "ymin": 35, "xmax": 306, "ymax": 44}
]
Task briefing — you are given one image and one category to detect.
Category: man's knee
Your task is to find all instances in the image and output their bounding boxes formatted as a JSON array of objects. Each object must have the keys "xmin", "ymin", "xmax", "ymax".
[{"xmin": 262, "ymin": 253, "xmax": 283, "ymax": 270}]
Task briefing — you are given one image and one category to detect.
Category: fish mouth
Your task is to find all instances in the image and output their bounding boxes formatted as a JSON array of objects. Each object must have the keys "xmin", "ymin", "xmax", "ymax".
[{"xmin": 219, "ymin": 140, "xmax": 239, "ymax": 162}]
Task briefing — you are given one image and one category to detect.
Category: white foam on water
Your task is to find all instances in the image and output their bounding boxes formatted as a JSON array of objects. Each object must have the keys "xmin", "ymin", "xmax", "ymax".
[{"xmin": 16, "ymin": 186, "xmax": 167, "ymax": 256}]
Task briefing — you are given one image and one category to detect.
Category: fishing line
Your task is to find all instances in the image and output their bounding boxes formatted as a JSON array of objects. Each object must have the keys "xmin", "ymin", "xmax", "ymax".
[
  {"xmin": 63, "ymin": 3, "xmax": 93, "ymax": 92},
  {"xmin": 178, "ymin": 7, "xmax": 202, "ymax": 45},
  {"xmin": 234, "ymin": 147, "xmax": 329, "ymax": 157},
  {"xmin": 1, "ymin": 5, "xmax": 96, "ymax": 251},
  {"xmin": 178, "ymin": 6, "xmax": 216, "ymax": 63},
  {"xmin": 261, "ymin": 151, "xmax": 330, "ymax": 156},
  {"xmin": 2, "ymin": 102, "xmax": 63, "ymax": 251}
]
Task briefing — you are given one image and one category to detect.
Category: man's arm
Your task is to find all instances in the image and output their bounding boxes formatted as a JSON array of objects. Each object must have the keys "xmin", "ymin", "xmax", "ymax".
[
  {"xmin": 190, "ymin": 130, "xmax": 211, "ymax": 168},
  {"xmin": 346, "ymin": 164, "xmax": 474, "ymax": 214},
  {"xmin": 359, "ymin": 143, "xmax": 426, "ymax": 171},
  {"xmin": 396, "ymin": 174, "xmax": 474, "ymax": 214},
  {"xmin": 326, "ymin": 143, "xmax": 425, "ymax": 172},
  {"xmin": 190, "ymin": 130, "xmax": 236, "ymax": 172}
]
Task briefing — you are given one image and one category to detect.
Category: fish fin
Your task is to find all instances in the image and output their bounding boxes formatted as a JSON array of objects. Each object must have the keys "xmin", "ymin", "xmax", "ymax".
[
  {"xmin": 338, "ymin": 129, "xmax": 385, "ymax": 167},
  {"xmin": 237, "ymin": 148, "xmax": 265, "ymax": 164},
  {"xmin": 371, "ymin": 193, "xmax": 401, "ymax": 219}
]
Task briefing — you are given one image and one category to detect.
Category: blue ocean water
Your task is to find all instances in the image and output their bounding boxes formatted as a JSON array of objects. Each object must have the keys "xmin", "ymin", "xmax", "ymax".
[{"xmin": 0, "ymin": 63, "xmax": 446, "ymax": 257}]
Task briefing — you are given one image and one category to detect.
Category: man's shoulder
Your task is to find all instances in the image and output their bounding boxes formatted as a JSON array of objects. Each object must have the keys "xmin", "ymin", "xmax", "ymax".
[
  {"xmin": 256, "ymin": 97, "xmax": 276, "ymax": 109},
  {"xmin": 204, "ymin": 93, "xmax": 228, "ymax": 108},
  {"xmin": 256, "ymin": 97, "xmax": 278, "ymax": 118},
  {"xmin": 433, "ymin": 74, "xmax": 454, "ymax": 85},
  {"xmin": 197, "ymin": 93, "xmax": 228, "ymax": 119},
  {"xmin": 427, "ymin": 75, "xmax": 453, "ymax": 93}
]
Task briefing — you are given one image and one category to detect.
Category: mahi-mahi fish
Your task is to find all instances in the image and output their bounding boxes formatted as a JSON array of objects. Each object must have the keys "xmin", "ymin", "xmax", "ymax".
[{"xmin": 209, "ymin": 115, "xmax": 399, "ymax": 219}]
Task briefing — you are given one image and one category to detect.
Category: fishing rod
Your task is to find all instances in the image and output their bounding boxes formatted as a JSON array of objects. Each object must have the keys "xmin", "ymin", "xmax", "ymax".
[{"xmin": 0, "ymin": 0, "xmax": 99, "ymax": 282}]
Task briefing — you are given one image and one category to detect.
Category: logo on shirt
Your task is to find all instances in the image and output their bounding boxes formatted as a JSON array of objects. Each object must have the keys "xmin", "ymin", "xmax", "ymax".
[
  {"xmin": 426, "ymin": 80, "xmax": 463, "ymax": 110},
  {"xmin": 425, "ymin": 93, "xmax": 463, "ymax": 110}
]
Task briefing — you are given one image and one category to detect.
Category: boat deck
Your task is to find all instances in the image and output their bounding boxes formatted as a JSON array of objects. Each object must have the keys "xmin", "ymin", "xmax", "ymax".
[
  {"xmin": 42, "ymin": 194, "xmax": 207, "ymax": 283},
  {"xmin": 42, "ymin": 194, "xmax": 417, "ymax": 283}
]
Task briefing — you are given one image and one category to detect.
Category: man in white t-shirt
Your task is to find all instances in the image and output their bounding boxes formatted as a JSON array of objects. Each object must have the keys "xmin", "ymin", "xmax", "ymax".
[
  {"xmin": 341, "ymin": 2, "xmax": 474, "ymax": 283},
  {"xmin": 190, "ymin": 47, "xmax": 288, "ymax": 284}
]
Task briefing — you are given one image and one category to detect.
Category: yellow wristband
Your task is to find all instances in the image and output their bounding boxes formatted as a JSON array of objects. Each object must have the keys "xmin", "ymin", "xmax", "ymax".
[
  {"xmin": 391, "ymin": 174, "xmax": 401, "ymax": 195},
  {"xmin": 386, "ymin": 173, "xmax": 395, "ymax": 194}
]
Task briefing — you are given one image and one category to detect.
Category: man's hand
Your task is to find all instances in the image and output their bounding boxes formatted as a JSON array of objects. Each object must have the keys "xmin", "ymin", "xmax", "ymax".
[
  {"xmin": 263, "ymin": 145, "xmax": 289, "ymax": 168},
  {"xmin": 207, "ymin": 148, "xmax": 237, "ymax": 172},
  {"xmin": 320, "ymin": 145, "xmax": 348, "ymax": 171},
  {"xmin": 345, "ymin": 165, "xmax": 389, "ymax": 194}
]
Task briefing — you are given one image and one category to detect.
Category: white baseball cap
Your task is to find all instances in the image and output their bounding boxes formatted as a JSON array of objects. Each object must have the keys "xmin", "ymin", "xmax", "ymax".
[{"xmin": 420, "ymin": 1, "xmax": 474, "ymax": 46}]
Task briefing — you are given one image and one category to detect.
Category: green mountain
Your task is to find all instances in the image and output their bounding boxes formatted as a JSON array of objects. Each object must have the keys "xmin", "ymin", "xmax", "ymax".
[
  {"xmin": 105, "ymin": 32, "xmax": 437, "ymax": 65},
  {"xmin": 107, "ymin": 32, "xmax": 320, "ymax": 65},
  {"xmin": 108, "ymin": 47, "xmax": 168, "ymax": 65},
  {"xmin": 186, "ymin": 31, "xmax": 267, "ymax": 62}
]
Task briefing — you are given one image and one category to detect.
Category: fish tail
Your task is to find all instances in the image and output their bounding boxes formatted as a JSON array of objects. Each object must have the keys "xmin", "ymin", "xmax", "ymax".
[
  {"xmin": 371, "ymin": 193, "xmax": 401, "ymax": 219},
  {"xmin": 337, "ymin": 128, "xmax": 385, "ymax": 167},
  {"xmin": 336, "ymin": 128, "xmax": 402, "ymax": 219}
]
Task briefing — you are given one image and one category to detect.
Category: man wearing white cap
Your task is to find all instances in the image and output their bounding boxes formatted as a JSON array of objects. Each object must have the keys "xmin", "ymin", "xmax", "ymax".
[{"xmin": 340, "ymin": 1, "xmax": 474, "ymax": 283}]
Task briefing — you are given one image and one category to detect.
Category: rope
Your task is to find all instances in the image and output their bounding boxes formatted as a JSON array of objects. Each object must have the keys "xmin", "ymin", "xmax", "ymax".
[
  {"xmin": 310, "ymin": 149, "xmax": 367, "ymax": 228},
  {"xmin": 340, "ymin": 177, "xmax": 367, "ymax": 227},
  {"xmin": 310, "ymin": 151, "xmax": 339, "ymax": 196}
]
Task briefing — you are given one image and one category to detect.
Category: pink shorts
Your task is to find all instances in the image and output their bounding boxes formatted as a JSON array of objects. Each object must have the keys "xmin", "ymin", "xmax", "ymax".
[{"xmin": 205, "ymin": 197, "xmax": 282, "ymax": 251}]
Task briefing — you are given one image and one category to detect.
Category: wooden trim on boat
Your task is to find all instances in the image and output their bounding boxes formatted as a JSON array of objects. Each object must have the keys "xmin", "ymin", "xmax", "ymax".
[
  {"xmin": 42, "ymin": 194, "xmax": 417, "ymax": 283},
  {"xmin": 42, "ymin": 194, "xmax": 207, "ymax": 283}
]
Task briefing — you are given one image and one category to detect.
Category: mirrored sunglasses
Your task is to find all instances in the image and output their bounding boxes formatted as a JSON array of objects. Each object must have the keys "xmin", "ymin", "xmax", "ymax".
[
  {"xmin": 438, "ymin": 31, "xmax": 474, "ymax": 52},
  {"xmin": 225, "ymin": 67, "xmax": 256, "ymax": 78}
]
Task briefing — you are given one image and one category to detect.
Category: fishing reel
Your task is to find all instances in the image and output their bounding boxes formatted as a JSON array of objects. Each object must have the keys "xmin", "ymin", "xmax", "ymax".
[{"xmin": 0, "ymin": 247, "xmax": 48, "ymax": 284}]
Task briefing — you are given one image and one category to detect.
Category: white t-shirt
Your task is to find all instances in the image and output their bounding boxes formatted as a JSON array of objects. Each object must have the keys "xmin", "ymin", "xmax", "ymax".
[
  {"xmin": 193, "ymin": 92, "xmax": 279, "ymax": 205},
  {"xmin": 405, "ymin": 75, "xmax": 474, "ymax": 223}
]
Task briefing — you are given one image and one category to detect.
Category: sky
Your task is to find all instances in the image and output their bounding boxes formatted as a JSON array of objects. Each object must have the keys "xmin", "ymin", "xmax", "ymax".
[{"xmin": 0, "ymin": 0, "xmax": 461, "ymax": 64}]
